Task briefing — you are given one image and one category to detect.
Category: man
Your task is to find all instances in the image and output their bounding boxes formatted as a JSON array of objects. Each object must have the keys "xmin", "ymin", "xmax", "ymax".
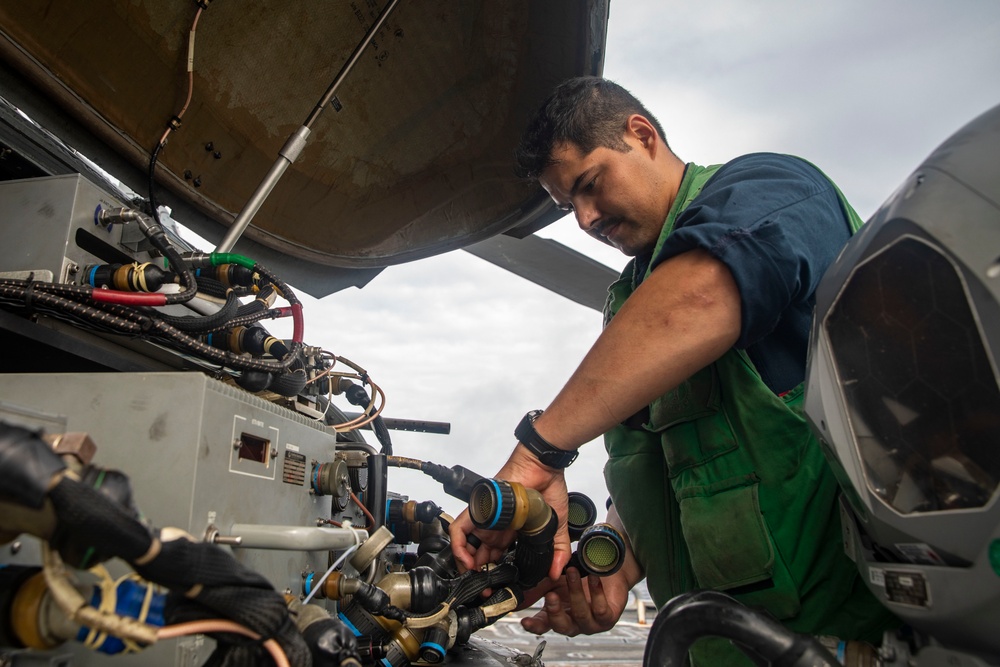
[{"xmin": 449, "ymin": 77, "xmax": 896, "ymax": 664}]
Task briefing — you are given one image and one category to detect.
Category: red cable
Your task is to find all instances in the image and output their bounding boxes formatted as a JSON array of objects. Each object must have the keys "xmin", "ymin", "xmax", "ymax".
[
  {"xmin": 90, "ymin": 290, "xmax": 168, "ymax": 306},
  {"xmin": 291, "ymin": 303, "xmax": 304, "ymax": 342}
]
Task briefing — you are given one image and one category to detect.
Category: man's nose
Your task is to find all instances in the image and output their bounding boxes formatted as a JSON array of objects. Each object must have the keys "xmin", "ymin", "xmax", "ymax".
[{"xmin": 575, "ymin": 202, "xmax": 600, "ymax": 231}]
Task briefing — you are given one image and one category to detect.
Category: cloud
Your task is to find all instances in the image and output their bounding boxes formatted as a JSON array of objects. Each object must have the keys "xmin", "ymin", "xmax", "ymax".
[{"xmin": 603, "ymin": 0, "xmax": 1000, "ymax": 217}]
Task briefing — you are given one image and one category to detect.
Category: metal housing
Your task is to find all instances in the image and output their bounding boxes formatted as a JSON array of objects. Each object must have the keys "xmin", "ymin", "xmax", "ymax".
[
  {"xmin": 0, "ymin": 1, "xmax": 608, "ymax": 279},
  {"xmin": 804, "ymin": 103, "xmax": 1000, "ymax": 657}
]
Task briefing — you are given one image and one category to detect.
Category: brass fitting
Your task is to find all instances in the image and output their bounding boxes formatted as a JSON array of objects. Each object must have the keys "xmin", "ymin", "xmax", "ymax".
[{"xmin": 43, "ymin": 432, "xmax": 96, "ymax": 466}]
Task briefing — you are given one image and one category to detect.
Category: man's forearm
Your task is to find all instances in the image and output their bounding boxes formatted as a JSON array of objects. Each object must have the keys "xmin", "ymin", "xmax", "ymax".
[{"xmin": 532, "ymin": 248, "xmax": 741, "ymax": 450}]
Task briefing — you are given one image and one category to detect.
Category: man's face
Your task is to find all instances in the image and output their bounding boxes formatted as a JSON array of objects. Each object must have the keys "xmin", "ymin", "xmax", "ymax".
[{"xmin": 539, "ymin": 136, "xmax": 667, "ymax": 257}]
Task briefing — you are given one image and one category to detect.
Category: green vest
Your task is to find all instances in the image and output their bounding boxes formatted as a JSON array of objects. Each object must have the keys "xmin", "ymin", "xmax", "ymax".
[{"xmin": 603, "ymin": 163, "xmax": 897, "ymax": 665}]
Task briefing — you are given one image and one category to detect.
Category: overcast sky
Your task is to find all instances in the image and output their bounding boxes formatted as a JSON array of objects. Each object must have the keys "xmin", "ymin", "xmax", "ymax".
[{"xmin": 266, "ymin": 0, "xmax": 1000, "ymax": 519}]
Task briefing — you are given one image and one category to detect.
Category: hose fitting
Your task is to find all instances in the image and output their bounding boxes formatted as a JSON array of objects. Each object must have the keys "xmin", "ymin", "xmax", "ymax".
[
  {"xmin": 569, "ymin": 523, "xmax": 626, "ymax": 577},
  {"xmin": 418, "ymin": 623, "xmax": 450, "ymax": 664},
  {"xmin": 83, "ymin": 263, "xmax": 172, "ymax": 293},
  {"xmin": 468, "ymin": 478, "xmax": 556, "ymax": 588},
  {"xmin": 468, "ymin": 479, "xmax": 549, "ymax": 533},
  {"xmin": 566, "ymin": 492, "xmax": 597, "ymax": 541}
]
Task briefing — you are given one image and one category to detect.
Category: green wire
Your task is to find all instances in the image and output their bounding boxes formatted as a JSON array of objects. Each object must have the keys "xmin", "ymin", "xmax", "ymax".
[{"xmin": 209, "ymin": 253, "xmax": 255, "ymax": 269}]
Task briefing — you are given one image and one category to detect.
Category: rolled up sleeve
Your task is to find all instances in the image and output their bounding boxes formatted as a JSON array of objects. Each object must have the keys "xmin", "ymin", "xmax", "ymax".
[{"xmin": 649, "ymin": 153, "xmax": 853, "ymax": 349}]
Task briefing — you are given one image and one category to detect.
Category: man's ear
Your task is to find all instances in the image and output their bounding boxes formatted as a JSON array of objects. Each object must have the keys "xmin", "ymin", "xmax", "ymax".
[{"xmin": 626, "ymin": 114, "xmax": 658, "ymax": 154}]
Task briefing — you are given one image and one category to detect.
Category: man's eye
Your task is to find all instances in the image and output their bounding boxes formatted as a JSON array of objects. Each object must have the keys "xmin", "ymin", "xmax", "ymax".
[{"xmin": 583, "ymin": 178, "xmax": 596, "ymax": 193}]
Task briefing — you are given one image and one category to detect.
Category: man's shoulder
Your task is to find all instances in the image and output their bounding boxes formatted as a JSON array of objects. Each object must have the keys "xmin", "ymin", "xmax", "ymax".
[
  {"xmin": 701, "ymin": 152, "xmax": 836, "ymax": 197},
  {"xmin": 719, "ymin": 152, "xmax": 825, "ymax": 178}
]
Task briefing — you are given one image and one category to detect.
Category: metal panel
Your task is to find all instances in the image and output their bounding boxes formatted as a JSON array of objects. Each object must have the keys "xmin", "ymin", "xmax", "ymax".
[
  {"xmin": 0, "ymin": 372, "xmax": 355, "ymax": 666},
  {"xmin": 0, "ymin": 175, "xmax": 128, "ymax": 284}
]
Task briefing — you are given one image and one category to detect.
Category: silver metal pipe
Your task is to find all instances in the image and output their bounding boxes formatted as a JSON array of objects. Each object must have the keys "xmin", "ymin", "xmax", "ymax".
[
  {"xmin": 214, "ymin": 0, "xmax": 402, "ymax": 253},
  {"xmin": 225, "ymin": 524, "xmax": 367, "ymax": 551},
  {"xmin": 214, "ymin": 127, "xmax": 310, "ymax": 253},
  {"xmin": 304, "ymin": 0, "xmax": 401, "ymax": 129}
]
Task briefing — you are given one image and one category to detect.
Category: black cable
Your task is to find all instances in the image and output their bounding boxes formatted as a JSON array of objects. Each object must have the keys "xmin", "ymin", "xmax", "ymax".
[
  {"xmin": 345, "ymin": 384, "xmax": 392, "ymax": 454},
  {"xmin": 0, "ymin": 422, "xmax": 66, "ymax": 509},
  {"xmin": 153, "ymin": 290, "xmax": 240, "ymax": 333},
  {"xmin": 235, "ymin": 285, "xmax": 276, "ymax": 317},
  {"xmin": 642, "ymin": 591, "xmax": 841, "ymax": 667},
  {"xmin": 0, "ymin": 283, "xmax": 143, "ymax": 334},
  {"xmin": 252, "ymin": 262, "xmax": 301, "ymax": 310},
  {"xmin": 200, "ymin": 308, "xmax": 276, "ymax": 334},
  {"xmin": 188, "ymin": 275, "xmax": 230, "ymax": 300},
  {"xmin": 513, "ymin": 510, "xmax": 557, "ymax": 588},
  {"xmin": 415, "ymin": 461, "xmax": 486, "ymax": 503},
  {"xmin": 269, "ymin": 368, "xmax": 308, "ymax": 397},
  {"xmin": 0, "ymin": 279, "xmax": 295, "ymax": 374}
]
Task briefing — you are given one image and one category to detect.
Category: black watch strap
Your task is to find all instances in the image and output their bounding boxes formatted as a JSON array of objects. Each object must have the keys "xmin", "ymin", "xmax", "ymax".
[{"xmin": 515, "ymin": 410, "xmax": 578, "ymax": 469}]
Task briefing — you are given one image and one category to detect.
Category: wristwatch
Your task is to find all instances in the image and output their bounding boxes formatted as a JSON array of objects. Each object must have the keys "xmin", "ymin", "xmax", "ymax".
[{"xmin": 514, "ymin": 410, "xmax": 578, "ymax": 469}]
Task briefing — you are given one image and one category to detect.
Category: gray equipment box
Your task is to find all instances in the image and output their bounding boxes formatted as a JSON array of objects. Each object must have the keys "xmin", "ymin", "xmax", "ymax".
[
  {"xmin": 0, "ymin": 175, "xmax": 141, "ymax": 284},
  {"xmin": 0, "ymin": 372, "xmax": 361, "ymax": 666}
]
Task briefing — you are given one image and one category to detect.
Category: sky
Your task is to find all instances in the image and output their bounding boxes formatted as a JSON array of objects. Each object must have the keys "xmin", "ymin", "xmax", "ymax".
[{"xmin": 260, "ymin": 0, "xmax": 1000, "ymax": 520}]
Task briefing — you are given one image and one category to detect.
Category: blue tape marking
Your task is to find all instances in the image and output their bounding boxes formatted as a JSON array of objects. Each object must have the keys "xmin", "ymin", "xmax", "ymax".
[
  {"xmin": 77, "ymin": 580, "xmax": 165, "ymax": 654},
  {"xmin": 382, "ymin": 659, "xmax": 393, "ymax": 667},
  {"xmin": 420, "ymin": 641, "xmax": 445, "ymax": 657},
  {"xmin": 337, "ymin": 612, "xmax": 362, "ymax": 637},
  {"xmin": 304, "ymin": 572, "xmax": 314, "ymax": 595},
  {"xmin": 312, "ymin": 465, "xmax": 320, "ymax": 493},
  {"xmin": 837, "ymin": 641, "xmax": 845, "ymax": 662},
  {"xmin": 487, "ymin": 479, "xmax": 503, "ymax": 529},
  {"xmin": 88, "ymin": 265, "xmax": 100, "ymax": 286}
]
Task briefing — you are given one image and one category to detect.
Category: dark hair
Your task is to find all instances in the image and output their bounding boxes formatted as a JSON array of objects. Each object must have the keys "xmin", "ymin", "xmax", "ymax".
[{"xmin": 514, "ymin": 77, "xmax": 668, "ymax": 179}]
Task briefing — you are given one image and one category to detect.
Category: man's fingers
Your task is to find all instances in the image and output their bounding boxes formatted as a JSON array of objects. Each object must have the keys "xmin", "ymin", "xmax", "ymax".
[
  {"xmin": 520, "ymin": 610, "xmax": 552, "ymax": 635},
  {"xmin": 449, "ymin": 511, "xmax": 476, "ymax": 571},
  {"xmin": 539, "ymin": 591, "xmax": 579, "ymax": 637},
  {"xmin": 549, "ymin": 524, "xmax": 573, "ymax": 580},
  {"xmin": 587, "ymin": 574, "xmax": 611, "ymax": 621},
  {"xmin": 474, "ymin": 545, "xmax": 503, "ymax": 569},
  {"xmin": 564, "ymin": 568, "xmax": 594, "ymax": 624}
]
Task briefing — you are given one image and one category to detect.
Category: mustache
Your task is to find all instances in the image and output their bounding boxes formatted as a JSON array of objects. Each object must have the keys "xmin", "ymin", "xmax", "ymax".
[{"xmin": 594, "ymin": 217, "xmax": 624, "ymax": 237}]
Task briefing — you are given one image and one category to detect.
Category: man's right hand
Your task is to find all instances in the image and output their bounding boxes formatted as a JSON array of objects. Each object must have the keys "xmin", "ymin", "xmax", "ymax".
[{"xmin": 449, "ymin": 442, "xmax": 572, "ymax": 580}]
